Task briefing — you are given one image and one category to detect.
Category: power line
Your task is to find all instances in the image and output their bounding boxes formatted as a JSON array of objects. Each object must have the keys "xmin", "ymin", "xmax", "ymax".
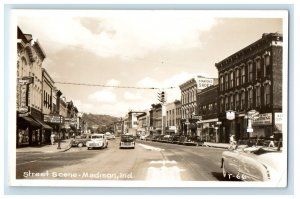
[{"xmin": 55, "ymin": 81, "xmax": 176, "ymax": 90}]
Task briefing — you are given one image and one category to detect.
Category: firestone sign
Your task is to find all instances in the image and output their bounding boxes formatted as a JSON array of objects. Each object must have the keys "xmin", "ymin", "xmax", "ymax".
[{"xmin": 197, "ymin": 77, "xmax": 214, "ymax": 89}]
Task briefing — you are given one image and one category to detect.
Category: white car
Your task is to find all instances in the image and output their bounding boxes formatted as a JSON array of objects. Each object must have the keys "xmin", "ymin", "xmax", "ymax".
[
  {"xmin": 221, "ymin": 138, "xmax": 285, "ymax": 185},
  {"xmin": 86, "ymin": 134, "xmax": 108, "ymax": 149},
  {"xmin": 105, "ymin": 132, "xmax": 115, "ymax": 140}
]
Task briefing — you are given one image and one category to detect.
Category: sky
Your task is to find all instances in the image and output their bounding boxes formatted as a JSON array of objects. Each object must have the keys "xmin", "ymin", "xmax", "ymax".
[{"xmin": 16, "ymin": 10, "xmax": 283, "ymax": 117}]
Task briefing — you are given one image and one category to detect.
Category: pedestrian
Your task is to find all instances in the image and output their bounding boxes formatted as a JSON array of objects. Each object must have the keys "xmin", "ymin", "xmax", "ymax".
[
  {"xmin": 269, "ymin": 135, "xmax": 275, "ymax": 147},
  {"xmin": 50, "ymin": 132, "xmax": 55, "ymax": 145},
  {"xmin": 229, "ymin": 134, "xmax": 236, "ymax": 150},
  {"xmin": 18, "ymin": 131, "xmax": 23, "ymax": 146}
]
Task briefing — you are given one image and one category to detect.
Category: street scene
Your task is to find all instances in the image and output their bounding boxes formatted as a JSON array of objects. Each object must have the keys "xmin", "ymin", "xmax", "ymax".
[{"xmin": 12, "ymin": 10, "xmax": 287, "ymax": 186}]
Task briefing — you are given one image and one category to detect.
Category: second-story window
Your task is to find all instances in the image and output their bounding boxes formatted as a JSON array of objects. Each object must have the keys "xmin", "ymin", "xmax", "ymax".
[
  {"xmin": 241, "ymin": 91, "xmax": 245, "ymax": 110},
  {"xmin": 248, "ymin": 89, "xmax": 253, "ymax": 109},
  {"xmin": 230, "ymin": 95, "xmax": 234, "ymax": 110},
  {"xmin": 220, "ymin": 98, "xmax": 224, "ymax": 112},
  {"xmin": 235, "ymin": 93, "xmax": 240, "ymax": 111},
  {"xmin": 264, "ymin": 84, "xmax": 271, "ymax": 106},
  {"xmin": 225, "ymin": 96, "xmax": 229, "ymax": 111},
  {"xmin": 256, "ymin": 86, "xmax": 261, "ymax": 107}
]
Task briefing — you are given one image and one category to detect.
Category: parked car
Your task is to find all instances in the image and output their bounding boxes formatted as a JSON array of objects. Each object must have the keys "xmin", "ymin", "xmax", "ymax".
[
  {"xmin": 178, "ymin": 136, "xmax": 188, "ymax": 145},
  {"xmin": 171, "ymin": 135, "xmax": 180, "ymax": 144},
  {"xmin": 120, "ymin": 134, "xmax": 135, "ymax": 149},
  {"xmin": 140, "ymin": 135, "xmax": 147, "ymax": 140},
  {"xmin": 86, "ymin": 134, "xmax": 108, "ymax": 150},
  {"xmin": 184, "ymin": 136, "xmax": 203, "ymax": 146},
  {"xmin": 72, "ymin": 134, "xmax": 92, "ymax": 147},
  {"xmin": 145, "ymin": 135, "xmax": 153, "ymax": 141},
  {"xmin": 162, "ymin": 135, "xmax": 171, "ymax": 143},
  {"xmin": 221, "ymin": 138, "xmax": 285, "ymax": 184}
]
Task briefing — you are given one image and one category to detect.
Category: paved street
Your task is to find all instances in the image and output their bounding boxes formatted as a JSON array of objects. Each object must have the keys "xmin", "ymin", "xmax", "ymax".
[{"xmin": 16, "ymin": 138, "xmax": 232, "ymax": 181}]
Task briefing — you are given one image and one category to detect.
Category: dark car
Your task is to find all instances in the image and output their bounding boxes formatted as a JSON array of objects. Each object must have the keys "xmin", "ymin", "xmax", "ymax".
[
  {"xmin": 184, "ymin": 136, "xmax": 203, "ymax": 146},
  {"xmin": 72, "ymin": 134, "xmax": 92, "ymax": 147},
  {"xmin": 170, "ymin": 135, "xmax": 180, "ymax": 144},
  {"xmin": 178, "ymin": 136, "xmax": 188, "ymax": 145},
  {"xmin": 161, "ymin": 135, "xmax": 171, "ymax": 143},
  {"xmin": 120, "ymin": 134, "xmax": 135, "ymax": 149}
]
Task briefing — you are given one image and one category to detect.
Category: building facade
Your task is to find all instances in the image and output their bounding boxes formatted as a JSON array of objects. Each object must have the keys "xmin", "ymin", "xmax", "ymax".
[
  {"xmin": 17, "ymin": 26, "xmax": 50, "ymax": 146},
  {"xmin": 179, "ymin": 76, "xmax": 217, "ymax": 135},
  {"xmin": 215, "ymin": 33, "xmax": 283, "ymax": 142},
  {"xmin": 197, "ymin": 85, "xmax": 219, "ymax": 142}
]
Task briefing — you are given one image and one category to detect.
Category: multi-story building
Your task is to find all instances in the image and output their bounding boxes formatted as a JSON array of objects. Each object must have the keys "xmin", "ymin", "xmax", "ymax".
[
  {"xmin": 179, "ymin": 76, "xmax": 217, "ymax": 135},
  {"xmin": 197, "ymin": 85, "xmax": 219, "ymax": 142},
  {"xmin": 16, "ymin": 26, "xmax": 49, "ymax": 146},
  {"xmin": 137, "ymin": 112, "xmax": 147, "ymax": 136},
  {"xmin": 215, "ymin": 33, "xmax": 283, "ymax": 142},
  {"xmin": 166, "ymin": 100, "xmax": 182, "ymax": 135}
]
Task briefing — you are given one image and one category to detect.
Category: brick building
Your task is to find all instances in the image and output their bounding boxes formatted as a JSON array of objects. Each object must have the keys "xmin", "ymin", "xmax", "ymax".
[{"xmin": 215, "ymin": 33, "xmax": 283, "ymax": 143}]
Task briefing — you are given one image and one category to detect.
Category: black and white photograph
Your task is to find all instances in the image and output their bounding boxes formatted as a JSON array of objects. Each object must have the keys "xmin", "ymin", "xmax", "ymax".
[{"xmin": 8, "ymin": 8, "xmax": 288, "ymax": 187}]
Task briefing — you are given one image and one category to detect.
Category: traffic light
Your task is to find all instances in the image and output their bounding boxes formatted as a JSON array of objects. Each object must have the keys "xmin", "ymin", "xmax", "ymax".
[{"xmin": 161, "ymin": 91, "xmax": 165, "ymax": 103}]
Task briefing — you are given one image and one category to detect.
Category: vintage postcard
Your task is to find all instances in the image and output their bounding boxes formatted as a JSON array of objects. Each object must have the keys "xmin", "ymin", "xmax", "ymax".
[{"xmin": 8, "ymin": 9, "xmax": 288, "ymax": 187}]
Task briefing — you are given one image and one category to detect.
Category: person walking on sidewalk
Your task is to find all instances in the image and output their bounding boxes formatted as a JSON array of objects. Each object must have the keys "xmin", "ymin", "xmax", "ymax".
[
  {"xmin": 229, "ymin": 134, "xmax": 236, "ymax": 150},
  {"xmin": 50, "ymin": 132, "xmax": 55, "ymax": 145}
]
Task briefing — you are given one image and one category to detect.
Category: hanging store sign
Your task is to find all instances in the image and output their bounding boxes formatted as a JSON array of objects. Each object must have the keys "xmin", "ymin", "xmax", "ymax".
[
  {"xmin": 43, "ymin": 114, "xmax": 64, "ymax": 124},
  {"xmin": 197, "ymin": 77, "xmax": 214, "ymax": 89},
  {"xmin": 275, "ymin": 112, "xmax": 283, "ymax": 124},
  {"xmin": 226, "ymin": 111, "xmax": 235, "ymax": 120},
  {"xmin": 252, "ymin": 113, "xmax": 272, "ymax": 126},
  {"xmin": 192, "ymin": 115, "xmax": 202, "ymax": 120},
  {"xmin": 18, "ymin": 77, "xmax": 34, "ymax": 114}
]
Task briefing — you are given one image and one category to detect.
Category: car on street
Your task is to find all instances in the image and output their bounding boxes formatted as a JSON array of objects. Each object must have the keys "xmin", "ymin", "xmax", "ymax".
[
  {"xmin": 119, "ymin": 134, "xmax": 135, "ymax": 149},
  {"xmin": 71, "ymin": 134, "xmax": 92, "ymax": 147},
  {"xmin": 221, "ymin": 138, "xmax": 285, "ymax": 184},
  {"xmin": 170, "ymin": 135, "xmax": 180, "ymax": 144},
  {"xmin": 105, "ymin": 132, "xmax": 115, "ymax": 140},
  {"xmin": 86, "ymin": 134, "xmax": 108, "ymax": 149},
  {"xmin": 183, "ymin": 136, "xmax": 203, "ymax": 146},
  {"xmin": 178, "ymin": 135, "xmax": 188, "ymax": 145},
  {"xmin": 162, "ymin": 135, "xmax": 171, "ymax": 143}
]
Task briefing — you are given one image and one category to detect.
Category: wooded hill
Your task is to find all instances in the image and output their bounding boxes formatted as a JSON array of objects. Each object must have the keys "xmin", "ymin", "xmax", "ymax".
[{"xmin": 82, "ymin": 113, "xmax": 120, "ymax": 130}]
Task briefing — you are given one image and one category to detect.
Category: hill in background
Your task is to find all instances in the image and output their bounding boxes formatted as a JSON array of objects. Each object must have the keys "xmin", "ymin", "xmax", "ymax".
[{"xmin": 82, "ymin": 113, "xmax": 120, "ymax": 132}]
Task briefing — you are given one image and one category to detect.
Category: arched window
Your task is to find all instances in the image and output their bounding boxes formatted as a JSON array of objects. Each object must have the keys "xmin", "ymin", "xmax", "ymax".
[
  {"xmin": 235, "ymin": 93, "xmax": 240, "ymax": 111},
  {"xmin": 225, "ymin": 73, "xmax": 229, "ymax": 90},
  {"xmin": 220, "ymin": 98, "xmax": 224, "ymax": 112},
  {"xmin": 235, "ymin": 68, "xmax": 240, "ymax": 87},
  {"xmin": 248, "ymin": 61, "xmax": 253, "ymax": 82},
  {"xmin": 248, "ymin": 89, "xmax": 253, "ymax": 109},
  {"xmin": 241, "ymin": 91, "xmax": 245, "ymax": 110},
  {"xmin": 230, "ymin": 95, "xmax": 234, "ymax": 110},
  {"xmin": 220, "ymin": 76, "xmax": 224, "ymax": 92},
  {"xmin": 264, "ymin": 84, "xmax": 271, "ymax": 106},
  {"xmin": 225, "ymin": 96, "xmax": 229, "ymax": 111},
  {"xmin": 256, "ymin": 58, "xmax": 261, "ymax": 79},
  {"xmin": 256, "ymin": 86, "xmax": 261, "ymax": 107},
  {"xmin": 241, "ymin": 65, "xmax": 246, "ymax": 84}
]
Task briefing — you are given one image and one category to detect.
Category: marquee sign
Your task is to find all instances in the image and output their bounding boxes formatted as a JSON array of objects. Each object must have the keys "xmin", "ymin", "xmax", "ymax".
[
  {"xmin": 44, "ymin": 114, "xmax": 64, "ymax": 124},
  {"xmin": 252, "ymin": 113, "xmax": 272, "ymax": 126}
]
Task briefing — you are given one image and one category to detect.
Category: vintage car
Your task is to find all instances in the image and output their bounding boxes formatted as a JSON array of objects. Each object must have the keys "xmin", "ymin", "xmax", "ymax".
[
  {"xmin": 105, "ymin": 132, "xmax": 115, "ymax": 140},
  {"xmin": 183, "ymin": 136, "xmax": 203, "ymax": 146},
  {"xmin": 120, "ymin": 134, "xmax": 135, "ymax": 149},
  {"xmin": 71, "ymin": 134, "xmax": 92, "ymax": 147},
  {"xmin": 86, "ymin": 134, "xmax": 108, "ymax": 150},
  {"xmin": 221, "ymin": 138, "xmax": 285, "ymax": 185}
]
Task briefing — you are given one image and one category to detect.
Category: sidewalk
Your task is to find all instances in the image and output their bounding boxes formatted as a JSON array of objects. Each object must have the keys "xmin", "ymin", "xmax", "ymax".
[
  {"xmin": 16, "ymin": 139, "xmax": 73, "ymax": 153},
  {"xmin": 202, "ymin": 142, "xmax": 230, "ymax": 149}
]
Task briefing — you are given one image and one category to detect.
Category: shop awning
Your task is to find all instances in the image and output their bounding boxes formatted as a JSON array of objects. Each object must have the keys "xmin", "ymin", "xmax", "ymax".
[
  {"xmin": 33, "ymin": 118, "xmax": 53, "ymax": 130},
  {"xmin": 20, "ymin": 116, "xmax": 41, "ymax": 128}
]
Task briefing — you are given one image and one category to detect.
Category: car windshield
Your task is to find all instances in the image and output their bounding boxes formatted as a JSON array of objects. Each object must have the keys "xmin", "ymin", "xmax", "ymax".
[
  {"xmin": 237, "ymin": 138, "xmax": 282, "ymax": 154},
  {"xmin": 92, "ymin": 135, "xmax": 103, "ymax": 139},
  {"xmin": 121, "ymin": 135, "xmax": 134, "ymax": 141}
]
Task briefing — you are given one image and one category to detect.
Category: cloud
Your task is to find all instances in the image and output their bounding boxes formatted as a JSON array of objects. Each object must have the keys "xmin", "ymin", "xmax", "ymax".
[
  {"xmin": 137, "ymin": 77, "xmax": 161, "ymax": 88},
  {"xmin": 17, "ymin": 10, "xmax": 218, "ymax": 59},
  {"xmin": 88, "ymin": 89, "xmax": 117, "ymax": 103}
]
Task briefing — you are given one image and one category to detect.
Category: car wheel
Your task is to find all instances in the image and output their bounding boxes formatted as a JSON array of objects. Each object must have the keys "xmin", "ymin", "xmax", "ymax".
[
  {"xmin": 87, "ymin": 147, "xmax": 90, "ymax": 150},
  {"xmin": 78, "ymin": 143, "xmax": 83, "ymax": 148}
]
